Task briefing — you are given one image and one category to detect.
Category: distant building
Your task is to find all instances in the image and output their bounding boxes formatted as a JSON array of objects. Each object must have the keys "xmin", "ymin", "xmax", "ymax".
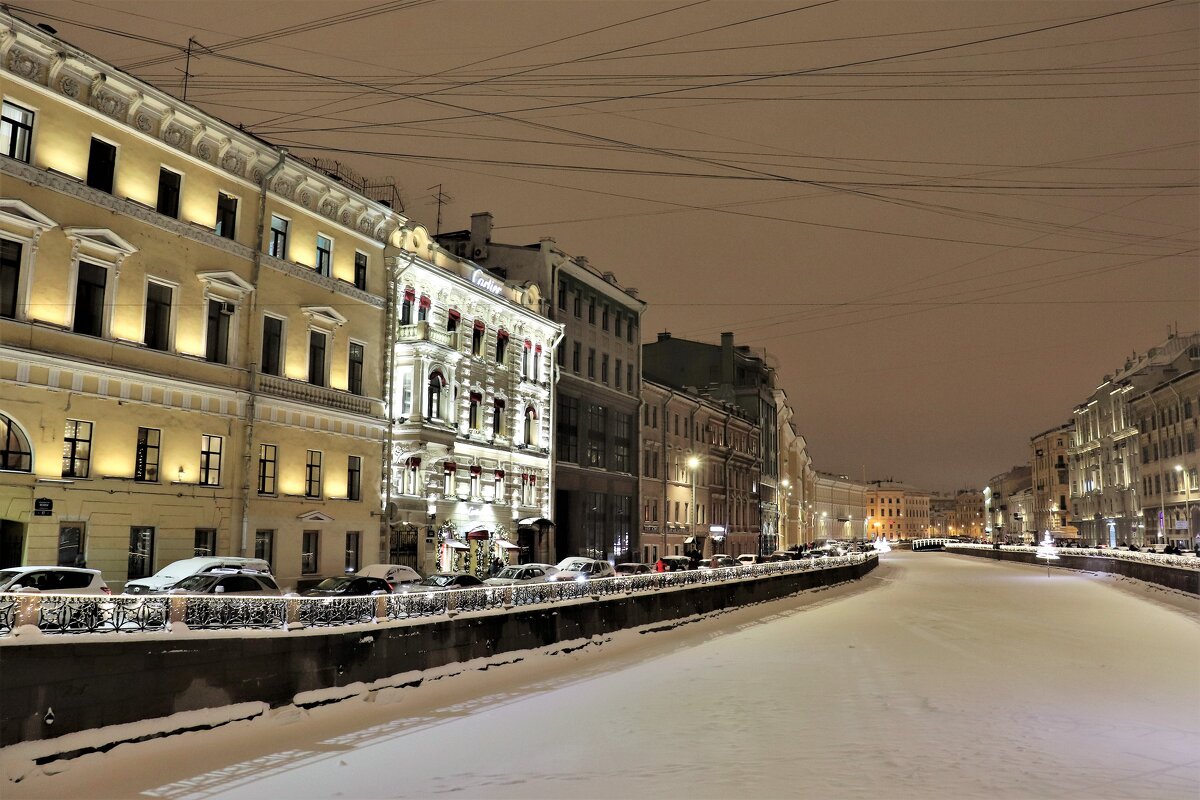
[
  {"xmin": 812, "ymin": 472, "xmax": 868, "ymax": 543},
  {"xmin": 985, "ymin": 467, "xmax": 1033, "ymax": 544},
  {"xmin": 953, "ymin": 489, "xmax": 986, "ymax": 539},
  {"xmin": 1129, "ymin": 351, "xmax": 1199, "ymax": 547},
  {"xmin": 643, "ymin": 331, "xmax": 780, "ymax": 554},
  {"xmin": 865, "ymin": 481, "xmax": 932, "ymax": 541},
  {"xmin": 436, "ymin": 214, "xmax": 644, "ymax": 562},
  {"xmin": 640, "ymin": 380, "xmax": 759, "ymax": 561},
  {"xmin": 929, "ymin": 493, "xmax": 957, "ymax": 538},
  {"xmin": 1069, "ymin": 332, "xmax": 1200, "ymax": 546},
  {"xmin": 1030, "ymin": 422, "xmax": 1074, "ymax": 539}
]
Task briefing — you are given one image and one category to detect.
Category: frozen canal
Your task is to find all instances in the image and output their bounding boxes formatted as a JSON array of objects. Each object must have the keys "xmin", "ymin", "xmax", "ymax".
[{"xmin": 4, "ymin": 550, "xmax": 1199, "ymax": 800}]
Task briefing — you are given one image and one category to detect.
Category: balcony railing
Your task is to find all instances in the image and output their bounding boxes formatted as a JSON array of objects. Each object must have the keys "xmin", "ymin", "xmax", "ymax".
[
  {"xmin": 257, "ymin": 374, "xmax": 375, "ymax": 416},
  {"xmin": 397, "ymin": 322, "xmax": 458, "ymax": 350}
]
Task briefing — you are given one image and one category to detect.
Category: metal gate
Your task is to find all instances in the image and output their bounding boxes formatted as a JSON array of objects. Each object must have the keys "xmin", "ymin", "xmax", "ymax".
[{"xmin": 386, "ymin": 524, "xmax": 419, "ymax": 570}]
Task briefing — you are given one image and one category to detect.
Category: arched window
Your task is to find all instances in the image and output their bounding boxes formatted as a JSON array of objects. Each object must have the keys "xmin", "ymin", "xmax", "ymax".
[
  {"xmin": 427, "ymin": 371, "xmax": 446, "ymax": 420},
  {"xmin": 0, "ymin": 413, "xmax": 33, "ymax": 472},
  {"xmin": 524, "ymin": 405, "xmax": 538, "ymax": 446},
  {"xmin": 400, "ymin": 287, "xmax": 415, "ymax": 325}
]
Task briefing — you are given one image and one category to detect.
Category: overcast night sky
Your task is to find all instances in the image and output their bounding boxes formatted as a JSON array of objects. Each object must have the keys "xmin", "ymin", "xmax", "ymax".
[{"xmin": 17, "ymin": 0, "xmax": 1199, "ymax": 492}]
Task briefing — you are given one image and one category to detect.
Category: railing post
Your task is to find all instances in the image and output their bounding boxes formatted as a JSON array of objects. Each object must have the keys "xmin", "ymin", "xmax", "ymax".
[
  {"xmin": 13, "ymin": 595, "xmax": 40, "ymax": 629},
  {"xmin": 169, "ymin": 596, "xmax": 187, "ymax": 628}
]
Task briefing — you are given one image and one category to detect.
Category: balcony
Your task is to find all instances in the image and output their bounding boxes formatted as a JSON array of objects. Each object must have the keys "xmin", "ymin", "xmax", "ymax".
[
  {"xmin": 257, "ymin": 374, "xmax": 375, "ymax": 416},
  {"xmin": 397, "ymin": 322, "xmax": 458, "ymax": 350}
]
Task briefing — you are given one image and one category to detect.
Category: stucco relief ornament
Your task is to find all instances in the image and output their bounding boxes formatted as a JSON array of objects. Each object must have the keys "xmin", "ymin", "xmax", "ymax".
[
  {"xmin": 96, "ymin": 94, "xmax": 125, "ymax": 119},
  {"xmin": 135, "ymin": 113, "xmax": 154, "ymax": 133},
  {"xmin": 251, "ymin": 168, "xmax": 265, "ymax": 184},
  {"xmin": 163, "ymin": 125, "xmax": 185, "ymax": 147},
  {"xmin": 221, "ymin": 154, "xmax": 242, "ymax": 174},
  {"xmin": 341, "ymin": 210, "xmax": 353, "ymax": 226},
  {"xmin": 358, "ymin": 217, "xmax": 373, "ymax": 234},
  {"xmin": 8, "ymin": 51, "xmax": 41, "ymax": 80},
  {"xmin": 59, "ymin": 76, "xmax": 80, "ymax": 98},
  {"xmin": 320, "ymin": 200, "xmax": 337, "ymax": 217},
  {"xmin": 273, "ymin": 179, "xmax": 294, "ymax": 198},
  {"xmin": 196, "ymin": 142, "xmax": 213, "ymax": 162},
  {"xmin": 300, "ymin": 190, "xmax": 313, "ymax": 208}
]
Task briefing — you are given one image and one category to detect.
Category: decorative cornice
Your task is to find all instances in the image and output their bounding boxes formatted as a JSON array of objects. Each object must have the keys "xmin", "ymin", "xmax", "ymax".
[{"xmin": 259, "ymin": 252, "xmax": 385, "ymax": 309}]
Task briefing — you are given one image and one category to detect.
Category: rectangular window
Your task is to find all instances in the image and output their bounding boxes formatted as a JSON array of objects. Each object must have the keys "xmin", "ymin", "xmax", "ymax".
[
  {"xmin": 261, "ymin": 316, "xmax": 283, "ymax": 376},
  {"xmin": 215, "ymin": 192, "xmax": 238, "ymax": 239},
  {"xmin": 345, "ymin": 532, "xmax": 361, "ymax": 573},
  {"xmin": 354, "ymin": 251, "xmax": 368, "ymax": 290},
  {"xmin": 496, "ymin": 332, "xmax": 509, "ymax": 364},
  {"xmin": 586, "ymin": 403, "xmax": 607, "ymax": 468},
  {"xmin": 493, "ymin": 399, "xmax": 505, "ymax": 437},
  {"xmin": 306, "ymin": 450, "xmax": 323, "ymax": 497},
  {"xmin": 627, "ymin": 363, "xmax": 634, "ymax": 392},
  {"xmin": 601, "ymin": 354, "xmax": 609, "ymax": 384},
  {"xmin": 347, "ymin": 455, "xmax": 362, "ymax": 501},
  {"xmin": 308, "ymin": 330, "xmax": 327, "ymax": 386},
  {"xmin": 627, "ymin": 316, "xmax": 636, "ymax": 343},
  {"xmin": 1, "ymin": 101, "xmax": 34, "ymax": 162},
  {"xmin": 86, "ymin": 137, "xmax": 116, "ymax": 193},
  {"xmin": 254, "ymin": 529, "xmax": 274, "ymax": 567},
  {"xmin": 134, "ymin": 427, "xmax": 160, "ymax": 482},
  {"xmin": 200, "ymin": 434, "xmax": 222, "ymax": 485},
  {"xmin": 587, "ymin": 348, "xmax": 595, "ymax": 379},
  {"xmin": 194, "ymin": 528, "xmax": 216, "ymax": 558},
  {"xmin": 128, "ymin": 526, "xmax": 155, "ymax": 580},
  {"xmin": 447, "ymin": 309, "xmax": 460, "ymax": 333},
  {"xmin": 602, "ymin": 305, "xmax": 609, "ymax": 331},
  {"xmin": 348, "ymin": 342, "xmax": 364, "ymax": 395},
  {"xmin": 144, "ymin": 281, "xmax": 173, "ymax": 351},
  {"xmin": 557, "ymin": 283, "xmax": 567, "ymax": 310},
  {"xmin": 612, "ymin": 412, "xmax": 631, "ymax": 473},
  {"xmin": 269, "ymin": 215, "xmax": 288, "ymax": 259},
  {"xmin": 2, "ymin": 238, "xmax": 22, "ymax": 319},
  {"xmin": 205, "ymin": 298, "xmax": 232, "ymax": 363},
  {"xmin": 472, "ymin": 324, "xmax": 485, "ymax": 357},
  {"xmin": 315, "ymin": 235, "xmax": 332, "ymax": 276},
  {"xmin": 573, "ymin": 293, "xmax": 581, "ymax": 318},
  {"xmin": 588, "ymin": 297, "xmax": 596, "ymax": 324},
  {"xmin": 614, "ymin": 314, "xmax": 622, "ymax": 338},
  {"xmin": 156, "ymin": 168, "xmax": 181, "ymax": 218},
  {"xmin": 258, "ymin": 444, "xmax": 277, "ymax": 495},
  {"xmin": 557, "ymin": 396, "xmax": 579, "ymax": 463},
  {"xmin": 572, "ymin": 341, "xmax": 581, "ymax": 373},
  {"xmin": 62, "ymin": 419, "xmax": 92, "ymax": 478},
  {"xmin": 302, "ymin": 530, "xmax": 319, "ymax": 574},
  {"xmin": 73, "ymin": 261, "xmax": 107, "ymax": 337},
  {"xmin": 54, "ymin": 523, "xmax": 86, "ymax": 568}
]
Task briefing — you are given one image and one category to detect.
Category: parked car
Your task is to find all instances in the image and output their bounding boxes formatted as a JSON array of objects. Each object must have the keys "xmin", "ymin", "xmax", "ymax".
[
  {"xmin": 549, "ymin": 558, "xmax": 616, "ymax": 581},
  {"xmin": 737, "ymin": 554, "xmax": 765, "ymax": 566},
  {"xmin": 396, "ymin": 573, "xmax": 485, "ymax": 593},
  {"xmin": 300, "ymin": 576, "xmax": 392, "ymax": 597},
  {"xmin": 356, "ymin": 564, "xmax": 422, "ymax": 589},
  {"xmin": 767, "ymin": 551, "xmax": 793, "ymax": 562},
  {"xmin": 0, "ymin": 566, "xmax": 110, "ymax": 595},
  {"xmin": 123, "ymin": 556, "xmax": 272, "ymax": 594},
  {"xmin": 615, "ymin": 563, "xmax": 651, "ymax": 575},
  {"xmin": 702, "ymin": 555, "xmax": 740, "ymax": 569},
  {"xmin": 484, "ymin": 565, "xmax": 554, "ymax": 586},
  {"xmin": 166, "ymin": 571, "xmax": 281, "ymax": 596},
  {"xmin": 656, "ymin": 556, "xmax": 692, "ymax": 572}
]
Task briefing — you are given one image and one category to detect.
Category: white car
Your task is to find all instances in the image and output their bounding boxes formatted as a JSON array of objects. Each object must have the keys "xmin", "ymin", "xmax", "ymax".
[
  {"xmin": 549, "ymin": 558, "xmax": 616, "ymax": 582},
  {"xmin": 123, "ymin": 556, "xmax": 272, "ymax": 594},
  {"xmin": 483, "ymin": 565, "xmax": 555, "ymax": 586},
  {"xmin": 0, "ymin": 566, "xmax": 110, "ymax": 594},
  {"xmin": 357, "ymin": 563, "xmax": 423, "ymax": 590}
]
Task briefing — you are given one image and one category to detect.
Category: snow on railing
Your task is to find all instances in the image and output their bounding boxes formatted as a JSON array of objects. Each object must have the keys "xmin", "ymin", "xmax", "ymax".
[
  {"xmin": 946, "ymin": 543, "xmax": 1200, "ymax": 571},
  {"xmin": 0, "ymin": 553, "xmax": 876, "ymax": 638}
]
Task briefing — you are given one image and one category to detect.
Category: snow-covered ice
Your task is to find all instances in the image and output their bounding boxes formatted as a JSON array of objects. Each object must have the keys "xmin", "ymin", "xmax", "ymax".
[{"xmin": 3, "ymin": 550, "xmax": 1198, "ymax": 799}]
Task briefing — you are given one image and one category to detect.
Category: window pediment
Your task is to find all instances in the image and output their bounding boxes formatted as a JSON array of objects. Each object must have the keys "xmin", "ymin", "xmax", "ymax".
[
  {"xmin": 0, "ymin": 200, "xmax": 58, "ymax": 237},
  {"xmin": 301, "ymin": 305, "xmax": 348, "ymax": 328},
  {"xmin": 197, "ymin": 271, "xmax": 255, "ymax": 297},
  {"xmin": 63, "ymin": 227, "xmax": 137, "ymax": 265},
  {"xmin": 297, "ymin": 510, "xmax": 335, "ymax": 522}
]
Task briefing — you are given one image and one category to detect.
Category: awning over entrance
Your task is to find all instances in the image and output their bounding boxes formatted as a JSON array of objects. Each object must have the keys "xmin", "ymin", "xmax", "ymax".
[
  {"xmin": 495, "ymin": 540, "xmax": 520, "ymax": 550},
  {"xmin": 517, "ymin": 517, "xmax": 554, "ymax": 527},
  {"xmin": 683, "ymin": 536, "xmax": 697, "ymax": 545},
  {"xmin": 444, "ymin": 540, "xmax": 468, "ymax": 550},
  {"xmin": 465, "ymin": 525, "xmax": 490, "ymax": 541}
]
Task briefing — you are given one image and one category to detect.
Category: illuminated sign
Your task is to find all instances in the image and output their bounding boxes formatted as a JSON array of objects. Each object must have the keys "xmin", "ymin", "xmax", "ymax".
[{"xmin": 472, "ymin": 269, "xmax": 503, "ymax": 295}]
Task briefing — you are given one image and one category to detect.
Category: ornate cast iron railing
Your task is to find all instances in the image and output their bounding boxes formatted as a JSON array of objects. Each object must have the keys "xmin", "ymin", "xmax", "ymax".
[{"xmin": 0, "ymin": 554, "xmax": 876, "ymax": 638}]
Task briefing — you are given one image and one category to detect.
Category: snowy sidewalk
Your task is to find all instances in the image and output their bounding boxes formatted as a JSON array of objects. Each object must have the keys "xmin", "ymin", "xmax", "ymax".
[{"xmin": 4, "ymin": 550, "xmax": 1198, "ymax": 800}]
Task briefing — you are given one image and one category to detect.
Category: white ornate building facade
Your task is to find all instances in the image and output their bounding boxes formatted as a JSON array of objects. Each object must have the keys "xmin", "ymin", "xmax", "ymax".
[{"xmin": 383, "ymin": 230, "xmax": 561, "ymax": 577}]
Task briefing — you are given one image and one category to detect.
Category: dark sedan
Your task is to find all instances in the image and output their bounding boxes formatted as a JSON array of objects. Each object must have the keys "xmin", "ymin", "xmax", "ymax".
[{"xmin": 300, "ymin": 576, "xmax": 392, "ymax": 597}]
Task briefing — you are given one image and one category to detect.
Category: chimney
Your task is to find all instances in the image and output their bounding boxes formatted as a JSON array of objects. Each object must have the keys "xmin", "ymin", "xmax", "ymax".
[
  {"xmin": 721, "ymin": 332, "xmax": 735, "ymax": 385},
  {"xmin": 657, "ymin": 331, "xmax": 672, "ymax": 342},
  {"xmin": 469, "ymin": 212, "xmax": 492, "ymax": 260},
  {"xmin": 625, "ymin": 287, "xmax": 639, "ymax": 298}
]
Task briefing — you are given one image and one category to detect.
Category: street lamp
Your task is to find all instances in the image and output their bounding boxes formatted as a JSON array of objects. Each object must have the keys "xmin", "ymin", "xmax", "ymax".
[
  {"xmin": 1176, "ymin": 465, "xmax": 1192, "ymax": 543},
  {"xmin": 687, "ymin": 455, "xmax": 700, "ymax": 549}
]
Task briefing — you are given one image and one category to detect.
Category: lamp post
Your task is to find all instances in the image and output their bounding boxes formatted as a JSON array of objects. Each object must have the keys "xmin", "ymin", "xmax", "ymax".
[
  {"xmin": 1176, "ymin": 465, "xmax": 1192, "ymax": 544},
  {"xmin": 687, "ymin": 455, "xmax": 700, "ymax": 552}
]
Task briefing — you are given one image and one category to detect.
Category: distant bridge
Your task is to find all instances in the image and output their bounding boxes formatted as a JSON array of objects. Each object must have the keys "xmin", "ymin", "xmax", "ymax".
[{"xmin": 911, "ymin": 538, "xmax": 956, "ymax": 551}]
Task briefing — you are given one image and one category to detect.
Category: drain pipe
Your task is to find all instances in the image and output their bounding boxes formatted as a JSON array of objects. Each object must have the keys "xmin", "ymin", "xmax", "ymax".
[
  {"xmin": 236, "ymin": 148, "xmax": 287, "ymax": 558},
  {"xmin": 382, "ymin": 249, "xmax": 418, "ymax": 557}
]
